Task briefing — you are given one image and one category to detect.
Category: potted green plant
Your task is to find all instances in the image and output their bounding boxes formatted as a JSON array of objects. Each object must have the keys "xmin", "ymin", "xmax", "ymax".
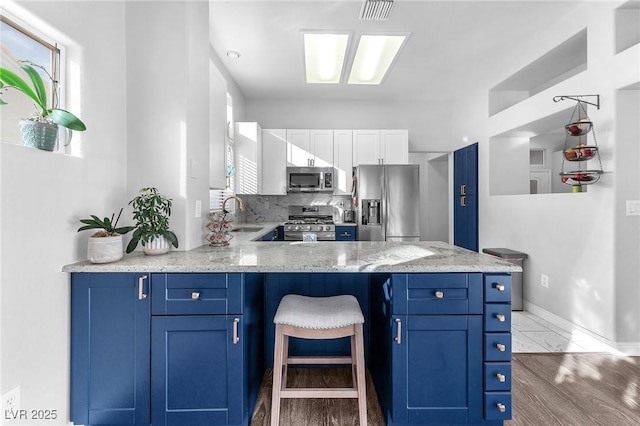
[
  {"xmin": 77, "ymin": 208, "xmax": 135, "ymax": 264},
  {"xmin": 127, "ymin": 187, "xmax": 179, "ymax": 255},
  {"xmin": 0, "ymin": 60, "xmax": 86, "ymax": 151}
]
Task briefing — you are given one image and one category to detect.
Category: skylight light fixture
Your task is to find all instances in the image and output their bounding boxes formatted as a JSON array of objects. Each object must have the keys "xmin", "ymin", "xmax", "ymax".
[
  {"xmin": 303, "ymin": 32, "xmax": 350, "ymax": 84},
  {"xmin": 348, "ymin": 34, "xmax": 407, "ymax": 85}
]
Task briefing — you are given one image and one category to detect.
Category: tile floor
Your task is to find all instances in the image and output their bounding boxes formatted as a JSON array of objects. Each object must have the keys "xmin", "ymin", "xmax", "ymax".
[{"xmin": 512, "ymin": 311, "xmax": 617, "ymax": 353}]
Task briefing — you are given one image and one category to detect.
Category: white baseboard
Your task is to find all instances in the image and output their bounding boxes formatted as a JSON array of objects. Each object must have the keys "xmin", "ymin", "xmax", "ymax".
[{"xmin": 524, "ymin": 301, "xmax": 640, "ymax": 356}]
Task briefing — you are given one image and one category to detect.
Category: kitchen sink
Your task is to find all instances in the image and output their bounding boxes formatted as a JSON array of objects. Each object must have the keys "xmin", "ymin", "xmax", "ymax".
[{"xmin": 231, "ymin": 227, "xmax": 263, "ymax": 232}]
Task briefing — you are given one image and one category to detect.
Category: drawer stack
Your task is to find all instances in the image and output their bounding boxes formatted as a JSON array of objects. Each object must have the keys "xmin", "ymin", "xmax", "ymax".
[{"xmin": 483, "ymin": 274, "xmax": 512, "ymax": 421}]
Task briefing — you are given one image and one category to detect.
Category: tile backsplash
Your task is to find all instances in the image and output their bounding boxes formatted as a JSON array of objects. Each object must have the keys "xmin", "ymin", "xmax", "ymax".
[{"xmin": 234, "ymin": 194, "xmax": 353, "ymax": 223}]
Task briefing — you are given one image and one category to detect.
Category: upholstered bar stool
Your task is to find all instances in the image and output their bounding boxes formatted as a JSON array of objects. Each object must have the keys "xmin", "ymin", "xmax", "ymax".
[{"xmin": 271, "ymin": 294, "xmax": 367, "ymax": 426}]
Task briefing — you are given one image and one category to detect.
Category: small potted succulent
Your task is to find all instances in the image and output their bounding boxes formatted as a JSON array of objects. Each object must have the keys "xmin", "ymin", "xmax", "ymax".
[
  {"xmin": 78, "ymin": 208, "xmax": 135, "ymax": 263},
  {"xmin": 0, "ymin": 60, "xmax": 86, "ymax": 151},
  {"xmin": 127, "ymin": 187, "xmax": 179, "ymax": 255}
]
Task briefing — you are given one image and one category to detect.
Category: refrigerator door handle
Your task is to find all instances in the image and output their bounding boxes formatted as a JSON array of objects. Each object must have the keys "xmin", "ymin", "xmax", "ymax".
[{"xmin": 382, "ymin": 168, "xmax": 388, "ymax": 241}]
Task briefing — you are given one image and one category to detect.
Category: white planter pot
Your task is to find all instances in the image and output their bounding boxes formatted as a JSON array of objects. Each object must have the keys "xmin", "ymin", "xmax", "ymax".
[
  {"xmin": 143, "ymin": 235, "xmax": 170, "ymax": 255},
  {"xmin": 88, "ymin": 235, "xmax": 123, "ymax": 264}
]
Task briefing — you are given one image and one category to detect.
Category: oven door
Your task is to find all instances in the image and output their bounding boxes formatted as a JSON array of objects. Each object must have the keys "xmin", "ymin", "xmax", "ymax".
[{"xmin": 284, "ymin": 231, "xmax": 336, "ymax": 241}]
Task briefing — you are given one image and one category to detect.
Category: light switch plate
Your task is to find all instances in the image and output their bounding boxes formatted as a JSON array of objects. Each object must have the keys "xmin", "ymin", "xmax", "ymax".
[
  {"xmin": 195, "ymin": 200, "xmax": 202, "ymax": 218},
  {"xmin": 626, "ymin": 200, "xmax": 640, "ymax": 216}
]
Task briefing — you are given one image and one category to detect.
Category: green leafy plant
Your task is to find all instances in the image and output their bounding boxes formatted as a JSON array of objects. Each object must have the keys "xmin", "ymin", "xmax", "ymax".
[
  {"xmin": 77, "ymin": 208, "xmax": 135, "ymax": 237},
  {"xmin": 126, "ymin": 187, "xmax": 179, "ymax": 253},
  {"xmin": 0, "ymin": 60, "xmax": 86, "ymax": 131}
]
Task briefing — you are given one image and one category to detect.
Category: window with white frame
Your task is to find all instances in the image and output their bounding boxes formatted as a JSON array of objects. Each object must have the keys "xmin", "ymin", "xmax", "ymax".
[{"xmin": 0, "ymin": 15, "xmax": 61, "ymax": 147}]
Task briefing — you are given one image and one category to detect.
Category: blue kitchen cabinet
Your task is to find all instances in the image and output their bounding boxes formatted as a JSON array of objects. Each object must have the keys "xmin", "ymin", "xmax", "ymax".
[
  {"xmin": 335, "ymin": 225, "xmax": 357, "ymax": 241},
  {"xmin": 261, "ymin": 226, "xmax": 284, "ymax": 241},
  {"xmin": 371, "ymin": 273, "xmax": 510, "ymax": 425},
  {"xmin": 150, "ymin": 273, "xmax": 264, "ymax": 426},
  {"xmin": 151, "ymin": 315, "xmax": 243, "ymax": 426},
  {"xmin": 454, "ymin": 143, "xmax": 479, "ymax": 252},
  {"xmin": 70, "ymin": 273, "xmax": 151, "ymax": 426}
]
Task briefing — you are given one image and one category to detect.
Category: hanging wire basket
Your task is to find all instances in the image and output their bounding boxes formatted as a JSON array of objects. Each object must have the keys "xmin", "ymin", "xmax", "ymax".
[{"xmin": 559, "ymin": 100, "xmax": 604, "ymax": 191}]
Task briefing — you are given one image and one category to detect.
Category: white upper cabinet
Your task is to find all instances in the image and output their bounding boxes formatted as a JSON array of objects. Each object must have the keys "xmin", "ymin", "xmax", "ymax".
[
  {"xmin": 234, "ymin": 124, "xmax": 287, "ymax": 195},
  {"xmin": 261, "ymin": 129, "xmax": 287, "ymax": 195},
  {"xmin": 287, "ymin": 129, "xmax": 334, "ymax": 167},
  {"xmin": 352, "ymin": 129, "xmax": 408, "ymax": 165},
  {"xmin": 381, "ymin": 129, "xmax": 409, "ymax": 164},
  {"xmin": 333, "ymin": 130, "xmax": 353, "ymax": 195}
]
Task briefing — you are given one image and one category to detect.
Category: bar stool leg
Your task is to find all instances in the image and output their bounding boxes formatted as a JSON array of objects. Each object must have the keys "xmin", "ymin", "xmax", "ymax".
[
  {"xmin": 282, "ymin": 333, "xmax": 290, "ymax": 389},
  {"xmin": 355, "ymin": 323, "xmax": 367, "ymax": 426},
  {"xmin": 271, "ymin": 324, "xmax": 285, "ymax": 426}
]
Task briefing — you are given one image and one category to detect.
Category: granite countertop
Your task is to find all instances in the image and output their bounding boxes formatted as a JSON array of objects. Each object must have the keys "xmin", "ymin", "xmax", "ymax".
[{"xmin": 63, "ymin": 222, "xmax": 521, "ymax": 273}]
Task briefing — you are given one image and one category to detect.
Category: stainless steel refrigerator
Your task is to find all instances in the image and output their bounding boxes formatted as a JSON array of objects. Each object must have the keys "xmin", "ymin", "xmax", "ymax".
[{"xmin": 355, "ymin": 164, "xmax": 420, "ymax": 241}]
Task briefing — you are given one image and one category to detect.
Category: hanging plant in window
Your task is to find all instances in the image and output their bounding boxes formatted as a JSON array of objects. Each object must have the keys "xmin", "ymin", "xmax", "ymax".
[
  {"xmin": 555, "ymin": 95, "xmax": 604, "ymax": 193},
  {"xmin": 0, "ymin": 60, "xmax": 86, "ymax": 151}
]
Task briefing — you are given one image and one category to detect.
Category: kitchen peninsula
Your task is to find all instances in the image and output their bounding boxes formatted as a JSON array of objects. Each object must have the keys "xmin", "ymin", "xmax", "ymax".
[{"xmin": 63, "ymin": 228, "xmax": 519, "ymax": 426}]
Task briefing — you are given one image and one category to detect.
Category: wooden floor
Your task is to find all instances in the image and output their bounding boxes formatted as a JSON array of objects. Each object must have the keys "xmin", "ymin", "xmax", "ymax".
[
  {"xmin": 507, "ymin": 353, "xmax": 640, "ymax": 426},
  {"xmin": 252, "ymin": 354, "xmax": 639, "ymax": 426},
  {"xmin": 251, "ymin": 367, "xmax": 384, "ymax": 426}
]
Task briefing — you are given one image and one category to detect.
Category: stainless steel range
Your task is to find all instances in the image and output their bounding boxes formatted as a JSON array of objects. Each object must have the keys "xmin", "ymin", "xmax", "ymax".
[{"xmin": 283, "ymin": 205, "xmax": 335, "ymax": 241}]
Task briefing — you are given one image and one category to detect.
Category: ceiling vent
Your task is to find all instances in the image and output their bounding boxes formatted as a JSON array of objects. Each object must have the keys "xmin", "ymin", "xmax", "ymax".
[{"xmin": 359, "ymin": 0, "xmax": 395, "ymax": 21}]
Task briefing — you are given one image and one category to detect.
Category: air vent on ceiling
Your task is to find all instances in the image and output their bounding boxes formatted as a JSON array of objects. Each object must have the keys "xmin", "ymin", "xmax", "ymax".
[{"xmin": 359, "ymin": 0, "xmax": 395, "ymax": 21}]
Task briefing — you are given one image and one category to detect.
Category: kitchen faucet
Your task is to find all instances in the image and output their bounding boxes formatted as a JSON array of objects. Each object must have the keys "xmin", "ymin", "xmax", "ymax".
[{"xmin": 222, "ymin": 195, "xmax": 245, "ymax": 213}]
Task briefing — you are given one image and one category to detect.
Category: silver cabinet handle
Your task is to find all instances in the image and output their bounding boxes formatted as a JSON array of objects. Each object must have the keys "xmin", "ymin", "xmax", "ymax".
[
  {"xmin": 495, "ymin": 314, "xmax": 506, "ymax": 322},
  {"xmin": 496, "ymin": 343, "xmax": 506, "ymax": 352},
  {"xmin": 394, "ymin": 318, "xmax": 402, "ymax": 344},
  {"xmin": 232, "ymin": 318, "xmax": 240, "ymax": 344},
  {"xmin": 460, "ymin": 184, "xmax": 466, "ymax": 195},
  {"xmin": 496, "ymin": 373, "xmax": 506, "ymax": 382},
  {"xmin": 191, "ymin": 291, "xmax": 200, "ymax": 300},
  {"xmin": 494, "ymin": 283, "xmax": 505, "ymax": 292},
  {"xmin": 435, "ymin": 291, "xmax": 444, "ymax": 299},
  {"xmin": 497, "ymin": 403, "xmax": 506, "ymax": 413},
  {"xmin": 138, "ymin": 275, "xmax": 148, "ymax": 300}
]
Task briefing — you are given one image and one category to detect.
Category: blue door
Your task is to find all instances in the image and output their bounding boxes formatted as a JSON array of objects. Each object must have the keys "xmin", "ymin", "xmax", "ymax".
[
  {"xmin": 454, "ymin": 143, "xmax": 479, "ymax": 251},
  {"xmin": 391, "ymin": 315, "xmax": 483, "ymax": 424},
  {"xmin": 71, "ymin": 273, "xmax": 150, "ymax": 425},
  {"xmin": 151, "ymin": 315, "xmax": 243, "ymax": 426}
]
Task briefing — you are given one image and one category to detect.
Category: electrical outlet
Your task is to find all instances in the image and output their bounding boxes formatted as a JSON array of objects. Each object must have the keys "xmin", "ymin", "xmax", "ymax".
[
  {"xmin": 195, "ymin": 200, "xmax": 202, "ymax": 218},
  {"xmin": 2, "ymin": 386, "xmax": 21, "ymax": 423},
  {"xmin": 541, "ymin": 274, "xmax": 549, "ymax": 288}
]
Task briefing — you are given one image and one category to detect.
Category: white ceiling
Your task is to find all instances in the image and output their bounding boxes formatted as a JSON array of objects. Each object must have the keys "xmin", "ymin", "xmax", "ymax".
[{"xmin": 209, "ymin": 0, "xmax": 583, "ymax": 102}]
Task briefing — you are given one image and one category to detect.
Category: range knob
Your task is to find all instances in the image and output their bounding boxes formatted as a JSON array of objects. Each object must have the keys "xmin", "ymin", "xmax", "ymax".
[
  {"xmin": 294, "ymin": 225, "xmax": 300, "ymax": 231},
  {"xmin": 325, "ymin": 225, "xmax": 332, "ymax": 231}
]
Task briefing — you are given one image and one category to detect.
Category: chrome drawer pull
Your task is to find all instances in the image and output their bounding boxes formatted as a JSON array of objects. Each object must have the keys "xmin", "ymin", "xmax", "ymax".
[
  {"xmin": 233, "ymin": 318, "xmax": 240, "ymax": 344},
  {"xmin": 496, "ymin": 373, "xmax": 506, "ymax": 382},
  {"xmin": 138, "ymin": 275, "xmax": 148, "ymax": 300},
  {"xmin": 435, "ymin": 291, "xmax": 444, "ymax": 299},
  {"xmin": 497, "ymin": 403, "xmax": 506, "ymax": 413},
  {"xmin": 495, "ymin": 314, "xmax": 506, "ymax": 322},
  {"xmin": 395, "ymin": 318, "xmax": 402, "ymax": 345},
  {"xmin": 496, "ymin": 343, "xmax": 506, "ymax": 352},
  {"xmin": 494, "ymin": 283, "xmax": 505, "ymax": 292},
  {"xmin": 191, "ymin": 291, "xmax": 200, "ymax": 300}
]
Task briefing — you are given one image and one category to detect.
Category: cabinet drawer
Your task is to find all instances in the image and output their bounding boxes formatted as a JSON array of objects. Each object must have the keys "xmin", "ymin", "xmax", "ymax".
[
  {"xmin": 151, "ymin": 273, "xmax": 242, "ymax": 315},
  {"xmin": 335, "ymin": 226, "xmax": 356, "ymax": 241},
  {"xmin": 484, "ymin": 274, "xmax": 511, "ymax": 303},
  {"xmin": 484, "ymin": 362, "xmax": 511, "ymax": 391},
  {"xmin": 484, "ymin": 304, "xmax": 511, "ymax": 332},
  {"xmin": 484, "ymin": 391, "xmax": 512, "ymax": 420},
  {"xmin": 392, "ymin": 273, "xmax": 482, "ymax": 315},
  {"xmin": 484, "ymin": 333, "xmax": 511, "ymax": 361}
]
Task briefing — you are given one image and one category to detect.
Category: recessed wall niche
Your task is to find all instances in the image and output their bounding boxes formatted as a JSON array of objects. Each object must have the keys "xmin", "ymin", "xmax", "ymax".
[
  {"xmin": 615, "ymin": 1, "xmax": 640, "ymax": 54},
  {"xmin": 489, "ymin": 108, "xmax": 591, "ymax": 196},
  {"xmin": 488, "ymin": 29, "xmax": 588, "ymax": 116}
]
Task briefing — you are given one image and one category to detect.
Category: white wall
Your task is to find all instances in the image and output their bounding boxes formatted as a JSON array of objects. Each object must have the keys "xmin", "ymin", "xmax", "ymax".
[
  {"xmin": 125, "ymin": 0, "xmax": 211, "ymax": 251},
  {"xmin": 451, "ymin": 1, "xmax": 639, "ymax": 346},
  {"xmin": 1, "ymin": 0, "xmax": 128, "ymax": 422},
  {"xmin": 245, "ymin": 98, "xmax": 454, "ymax": 152}
]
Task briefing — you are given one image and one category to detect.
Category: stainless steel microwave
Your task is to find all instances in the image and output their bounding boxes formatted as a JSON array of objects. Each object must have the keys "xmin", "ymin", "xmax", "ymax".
[{"xmin": 286, "ymin": 167, "xmax": 334, "ymax": 193}]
